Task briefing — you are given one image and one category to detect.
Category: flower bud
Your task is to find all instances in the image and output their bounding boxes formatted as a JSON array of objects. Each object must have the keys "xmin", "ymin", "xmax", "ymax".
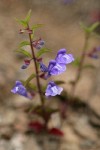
[
  {"xmin": 39, "ymin": 40, "xmax": 45, "ymax": 46},
  {"xmin": 21, "ymin": 64, "xmax": 28, "ymax": 69}
]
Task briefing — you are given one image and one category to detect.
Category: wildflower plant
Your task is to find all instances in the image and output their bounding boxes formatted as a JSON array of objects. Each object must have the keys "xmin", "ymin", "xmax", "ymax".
[
  {"xmin": 71, "ymin": 21, "xmax": 100, "ymax": 96},
  {"xmin": 11, "ymin": 10, "xmax": 74, "ymax": 135}
]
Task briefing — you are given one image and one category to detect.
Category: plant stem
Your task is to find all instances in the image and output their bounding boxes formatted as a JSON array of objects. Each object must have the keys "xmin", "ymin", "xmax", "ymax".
[
  {"xmin": 27, "ymin": 25, "xmax": 48, "ymax": 129},
  {"xmin": 71, "ymin": 33, "xmax": 90, "ymax": 96},
  {"xmin": 28, "ymin": 25, "xmax": 44, "ymax": 105}
]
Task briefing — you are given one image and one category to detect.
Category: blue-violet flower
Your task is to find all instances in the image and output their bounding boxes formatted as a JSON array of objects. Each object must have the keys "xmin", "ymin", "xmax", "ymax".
[
  {"xmin": 55, "ymin": 48, "xmax": 74, "ymax": 65},
  {"xmin": 40, "ymin": 62, "xmax": 48, "ymax": 72},
  {"xmin": 45, "ymin": 81, "xmax": 63, "ymax": 97},
  {"xmin": 40, "ymin": 49, "xmax": 74, "ymax": 78},
  {"xmin": 48, "ymin": 60, "xmax": 66, "ymax": 76},
  {"xmin": 11, "ymin": 81, "xmax": 32, "ymax": 99}
]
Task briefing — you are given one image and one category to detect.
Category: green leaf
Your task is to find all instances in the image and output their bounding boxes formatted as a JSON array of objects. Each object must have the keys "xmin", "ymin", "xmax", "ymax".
[
  {"xmin": 55, "ymin": 80, "xmax": 65, "ymax": 85},
  {"xmin": 25, "ymin": 9, "xmax": 32, "ymax": 23},
  {"xmin": 16, "ymin": 18, "xmax": 27, "ymax": 27},
  {"xmin": 27, "ymin": 83, "xmax": 37, "ymax": 91},
  {"xmin": 80, "ymin": 22, "xmax": 90, "ymax": 33},
  {"xmin": 16, "ymin": 49, "xmax": 32, "ymax": 58},
  {"xmin": 80, "ymin": 22, "xmax": 100, "ymax": 34},
  {"xmin": 21, "ymin": 80, "xmax": 36, "ymax": 90},
  {"xmin": 89, "ymin": 22, "xmax": 100, "ymax": 32},
  {"xmin": 25, "ymin": 73, "xmax": 36, "ymax": 86},
  {"xmin": 82, "ymin": 64, "xmax": 95, "ymax": 69},
  {"xmin": 32, "ymin": 24, "xmax": 43, "ymax": 30},
  {"xmin": 36, "ymin": 48, "xmax": 51, "ymax": 58},
  {"xmin": 72, "ymin": 57, "xmax": 80, "ymax": 67},
  {"xmin": 16, "ymin": 10, "xmax": 32, "ymax": 27},
  {"xmin": 19, "ymin": 41, "xmax": 30, "ymax": 48}
]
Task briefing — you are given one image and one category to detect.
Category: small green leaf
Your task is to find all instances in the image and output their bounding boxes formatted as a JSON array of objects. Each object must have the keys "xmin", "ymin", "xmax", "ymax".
[
  {"xmin": 89, "ymin": 22, "xmax": 100, "ymax": 32},
  {"xmin": 82, "ymin": 64, "xmax": 95, "ymax": 69},
  {"xmin": 16, "ymin": 10, "xmax": 32, "ymax": 27},
  {"xmin": 55, "ymin": 81, "xmax": 65, "ymax": 85},
  {"xmin": 72, "ymin": 57, "xmax": 80, "ymax": 67},
  {"xmin": 21, "ymin": 80, "xmax": 36, "ymax": 90},
  {"xmin": 27, "ymin": 83, "xmax": 37, "ymax": 91},
  {"xmin": 32, "ymin": 24, "xmax": 43, "ymax": 30},
  {"xmin": 16, "ymin": 18, "xmax": 27, "ymax": 27},
  {"xmin": 19, "ymin": 41, "xmax": 30, "ymax": 48},
  {"xmin": 25, "ymin": 9, "xmax": 32, "ymax": 23},
  {"xmin": 36, "ymin": 48, "xmax": 51, "ymax": 58},
  {"xmin": 25, "ymin": 73, "xmax": 36, "ymax": 86},
  {"xmin": 16, "ymin": 49, "xmax": 32, "ymax": 58},
  {"xmin": 80, "ymin": 22, "xmax": 90, "ymax": 33}
]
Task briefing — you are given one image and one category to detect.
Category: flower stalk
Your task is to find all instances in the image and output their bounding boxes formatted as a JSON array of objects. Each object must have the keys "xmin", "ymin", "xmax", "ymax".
[
  {"xmin": 71, "ymin": 32, "xmax": 90, "ymax": 96},
  {"xmin": 28, "ymin": 25, "xmax": 44, "ymax": 105}
]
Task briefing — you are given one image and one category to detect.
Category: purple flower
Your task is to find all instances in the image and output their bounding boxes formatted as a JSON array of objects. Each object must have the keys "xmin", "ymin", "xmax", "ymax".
[
  {"xmin": 45, "ymin": 81, "xmax": 63, "ymax": 97},
  {"xmin": 40, "ymin": 60, "xmax": 66, "ymax": 77},
  {"xmin": 11, "ymin": 81, "xmax": 32, "ymax": 99},
  {"xmin": 55, "ymin": 49, "xmax": 74, "ymax": 65},
  {"xmin": 40, "ymin": 62, "xmax": 48, "ymax": 72},
  {"xmin": 39, "ymin": 49, "xmax": 74, "ymax": 78},
  {"xmin": 48, "ymin": 60, "xmax": 66, "ymax": 76}
]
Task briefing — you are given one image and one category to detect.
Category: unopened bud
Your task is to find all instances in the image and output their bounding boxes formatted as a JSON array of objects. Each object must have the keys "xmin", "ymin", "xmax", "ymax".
[
  {"xmin": 21, "ymin": 64, "xmax": 28, "ymax": 69},
  {"xmin": 39, "ymin": 40, "xmax": 45, "ymax": 46}
]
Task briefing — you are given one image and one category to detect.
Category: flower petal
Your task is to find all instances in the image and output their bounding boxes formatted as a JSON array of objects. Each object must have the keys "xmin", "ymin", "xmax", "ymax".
[
  {"xmin": 57, "ymin": 48, "xmax": 66, "ymax": 55},
  {"xmin": 50, "ymin": 63, "xmax": 66, "ymax": 75},
  {"xmin": 45, "ymin": 81, "xmax": 63, "ymax": 97}
]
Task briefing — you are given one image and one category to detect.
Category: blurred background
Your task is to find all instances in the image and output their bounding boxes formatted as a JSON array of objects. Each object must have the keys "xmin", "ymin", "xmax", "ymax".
[{"xmin": 0, "ymin": 0, "xmax": 100, "ymax": 150}]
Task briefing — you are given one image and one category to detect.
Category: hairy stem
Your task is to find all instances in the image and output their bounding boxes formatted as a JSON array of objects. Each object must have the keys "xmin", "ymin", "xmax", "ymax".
[
  {"xmin": 71, "ymin": 33, "xmax": 90, "ymax": 96},
  {"xmin": 28, "ymin": 25, "xmax": 44, "ymax": 105},
  {"xmin": 28, "ymin": 25, "xmax": 48, "ymax": 129}
]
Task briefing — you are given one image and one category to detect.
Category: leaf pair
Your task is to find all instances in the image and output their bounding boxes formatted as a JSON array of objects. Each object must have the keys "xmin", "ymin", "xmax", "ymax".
[
  {"xmin": 16, "ymin": 42, "xmax": 51, "ymax": 59},
  {"xmin": 80, "ymin": 22, "xmax": 100, "ymax": 34},
  {"xmin": 16, "ymin": 10, "xmax": 32, "ymax": 27},
  {"xmin": 16, "ymin": 9, "xmax": 43, "ymax": 30}
]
